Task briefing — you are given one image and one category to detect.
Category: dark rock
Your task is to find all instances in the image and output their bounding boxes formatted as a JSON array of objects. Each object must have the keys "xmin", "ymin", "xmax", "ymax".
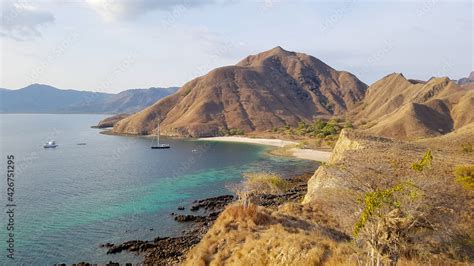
[
  {"xmin": 189, "ymin": 195, "xmax": 234, "ymax": 212},
  {"xmin": 174, "ymin": 214, "xmax": 207, "ymax": 223},
  {"xmin": 100, "ymin": 242, "xmax": 114, "ymax": 248},
  {"xmin": 105, "ymin": 240, "xmax": 153, "ymax": 254},
  {"xmin": 178, "ymin": 206, "xmax": 185, "ymax": 210}
]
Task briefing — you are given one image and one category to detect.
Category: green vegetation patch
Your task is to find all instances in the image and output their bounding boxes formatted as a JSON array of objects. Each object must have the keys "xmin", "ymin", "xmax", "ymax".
[
  {"xmin": 272, "ymin": 118, "xmax": 351, "ymax": 139},
  {"xmin": 219, "ymin": 128, "xmax": 245, "ymax": 136},
  {"xmin": 411, "ymin": 150, "xmax": 433, "ymax": 172},
  {"xmin": 461, "ymin": 143, "xmax": 473, "ymax": 153},
  {"xmin": 454, "ymin": 165, "xmax": 474, "ymax": 190}
]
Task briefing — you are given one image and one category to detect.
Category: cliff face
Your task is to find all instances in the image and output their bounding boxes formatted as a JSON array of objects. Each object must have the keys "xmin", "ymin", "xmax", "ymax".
[
  {"xmin": 113, "ymin": 47, "xmax": 367, "ymax": 137},
  {"xmin": 303, "ymin": 129, "xmax": 364, "ymax": 204}
]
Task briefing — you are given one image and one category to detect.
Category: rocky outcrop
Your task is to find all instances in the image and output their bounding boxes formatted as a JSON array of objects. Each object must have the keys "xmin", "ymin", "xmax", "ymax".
[
  {"xmin": 303, "ymin": 130, "xmax": 364, "ymax": 204},
  {"xmin": 92, "ymin": 113, "xmax": 129, "ymax": 128}
]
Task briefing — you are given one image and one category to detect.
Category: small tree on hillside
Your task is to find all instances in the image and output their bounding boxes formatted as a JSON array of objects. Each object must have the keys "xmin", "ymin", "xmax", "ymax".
[
  {"xmin": 230, "ymin": 172, "xmax": 289, "ymax": 208},
  {"xmin": 352, "ymin": 150, "xmax": 458, "ymax": 265}
]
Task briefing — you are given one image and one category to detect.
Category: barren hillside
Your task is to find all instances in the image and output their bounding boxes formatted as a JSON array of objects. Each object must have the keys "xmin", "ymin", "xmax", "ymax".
[
  {"xmin": 112, "ymin": 47, "xmax": 367, "ymax": 137},
  {"xmin": 351, "ymin": 73, "xmax": 474, "ymax": 139}
]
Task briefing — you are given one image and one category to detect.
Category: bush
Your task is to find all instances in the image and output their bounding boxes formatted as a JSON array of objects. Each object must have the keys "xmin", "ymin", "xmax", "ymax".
[
  {"xmin": 244, "ymin": 172, "xmax": 290, "ymax": 194},
  {"xmin": 219, "ymin": 128, "xmax": 245, "ymax": 136},
  {"xmin": 273, "ymin": 118, "xmax": 349, "ymax": 139},
  {"xmin": 411, "ymin": 150, "xmax": 433, "ymax": 172},
  {"xmin": 454, "ymin": 165, "xmax": 474, "ymax": 190},
  {"xmin": 231, "ymin": 172, "xmax": 290, "ymax": 208},
  {"xmin": 461, "ymin": 143, "xmax": 473, "ymax": 153}
]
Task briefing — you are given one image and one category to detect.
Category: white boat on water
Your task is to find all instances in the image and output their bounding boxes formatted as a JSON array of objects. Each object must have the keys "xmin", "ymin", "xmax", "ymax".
[
  {"xmin": 151, "ymin": 124, "xmax": 170, "ymax": 149},
  {"xmin": 43, "ymin": 140, "xmax": 58, "ymax": 148}
]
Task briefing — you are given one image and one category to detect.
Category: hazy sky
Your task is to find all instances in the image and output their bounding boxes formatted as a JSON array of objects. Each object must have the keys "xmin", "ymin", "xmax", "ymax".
[{"xmin": 0, "ymin": 0, "xmax": 472, "ymax": 92}]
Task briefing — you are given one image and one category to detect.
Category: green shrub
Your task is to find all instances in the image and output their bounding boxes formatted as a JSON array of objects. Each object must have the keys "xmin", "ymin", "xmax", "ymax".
[
  {"xmin": 454, "ymin": 165, "xmax": 474, "ymax": 190},
  {"xmin": 411, "ymin": 150, "xmax": 433, "ymax": 172},
  {"xmin": 273, "ymin": 118, "xmax": 349, "ymax": 139},
  {"xmin": 243, "ymin": 172, "xmax": 290, "ymax": 194},
  {"xmin": 219, "ymin": 128, "xmax": 245, "ymax": 136},
  {"xmin": 461, "ymin": 143, "xmax": 473, "ymax": 153},
  {"xmin": 353, "ymin": 183, "xmax": 404, "ymax": 237}
]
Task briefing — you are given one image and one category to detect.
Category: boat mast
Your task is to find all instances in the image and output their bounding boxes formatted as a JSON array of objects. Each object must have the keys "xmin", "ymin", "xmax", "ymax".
[{"xmin": 157, "ymin": 123, "xmax": 160, "ymax": 145}]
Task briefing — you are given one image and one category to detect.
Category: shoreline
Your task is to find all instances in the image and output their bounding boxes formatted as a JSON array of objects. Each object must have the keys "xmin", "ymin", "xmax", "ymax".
[
  {"xmin": 99, "ymin": 130, "xmax": 332, "ymax": 162},
  {"xmin": 97, "ymin": 172, "xmax": 313, "ymax": 265},
  {"xmin": 198, "ymin": 136, "xmax": 332, "ymax": 162}
]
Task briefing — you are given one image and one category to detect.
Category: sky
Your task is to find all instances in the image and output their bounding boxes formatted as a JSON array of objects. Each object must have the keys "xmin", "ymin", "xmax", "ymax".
[{"xmin": 0, "ymin": 0, "xmax": 472, "ymax": 93}]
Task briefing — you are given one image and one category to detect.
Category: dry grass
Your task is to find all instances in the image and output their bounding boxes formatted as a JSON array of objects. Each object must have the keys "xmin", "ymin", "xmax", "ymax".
[
  {"xmin": 304, "ymin": 130, "xmax": 474, "ymax": 264},
  {"xmin": 454, "ymin": 165, "xmax": 474, "ymax": 190},
  {"xmin": 183, "ymin": 203, "xmax": 356, "ymax": 266},
  {"xmin": 184, "ymin": 129, "xmax": 474, "ymax": 265},
  {"xmin": 243, "ymin": 172, "xmax": 290, "ymax": 194}
]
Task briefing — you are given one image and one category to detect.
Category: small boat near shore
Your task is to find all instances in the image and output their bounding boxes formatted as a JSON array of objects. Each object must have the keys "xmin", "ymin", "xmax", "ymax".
[{"xmin": 43, "ymin": 140, "xmax": 58, "ymax": 148}]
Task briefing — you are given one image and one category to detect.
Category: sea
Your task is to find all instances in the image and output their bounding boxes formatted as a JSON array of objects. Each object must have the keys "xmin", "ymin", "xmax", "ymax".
[{"xmin": 0, "ymin": 114, "xmax": 318, "ymax": 264}]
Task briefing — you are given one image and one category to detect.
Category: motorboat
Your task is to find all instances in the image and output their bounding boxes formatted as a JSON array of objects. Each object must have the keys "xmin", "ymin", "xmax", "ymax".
[{"xmin": 43, "ymin": 140, "xmax": 58, "ymax": 148}]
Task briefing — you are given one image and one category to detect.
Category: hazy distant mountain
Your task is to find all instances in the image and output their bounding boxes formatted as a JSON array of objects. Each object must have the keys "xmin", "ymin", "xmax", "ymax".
[
  {"xmin": 113, "ymin": 46, "xmax": 368, "ymax": 137},
  {"xmin": 0, "ymin": 84, "xmax": 178, "ymax": 114},
  {"xmin": 458, "ymin": 71, "xmax": 474, "ymax": 85}
]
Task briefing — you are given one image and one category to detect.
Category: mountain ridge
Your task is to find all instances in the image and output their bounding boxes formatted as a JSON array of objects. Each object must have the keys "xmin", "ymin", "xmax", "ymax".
[
  {"xmin": 113, "ymin": 46, "xmax": 368, "ymax": 137},
  {"xmin": 351, "ymin": 73, "xmax": 473, "ymax": 139},
  {"xmin": 0, "ymin": 84, "xmax": 178, "ymax": 114}
]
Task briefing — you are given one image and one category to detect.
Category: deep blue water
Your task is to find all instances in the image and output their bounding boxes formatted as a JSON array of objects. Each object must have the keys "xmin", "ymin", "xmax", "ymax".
[{"xmin": 0, "ymin": 114, "xmax": 318, "ymax": 264}]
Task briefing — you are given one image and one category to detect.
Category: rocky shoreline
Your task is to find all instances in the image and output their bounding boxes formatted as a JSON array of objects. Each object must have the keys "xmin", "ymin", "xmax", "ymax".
[{"xmin": 94, "ymin": 173, "xmax": 312, "ymax": 265}]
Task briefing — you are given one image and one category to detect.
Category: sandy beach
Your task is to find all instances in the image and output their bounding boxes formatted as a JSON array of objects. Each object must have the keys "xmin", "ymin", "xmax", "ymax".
[{"xmin": 198, "ymin": 136, "xmax": 332, "ymax": 162}]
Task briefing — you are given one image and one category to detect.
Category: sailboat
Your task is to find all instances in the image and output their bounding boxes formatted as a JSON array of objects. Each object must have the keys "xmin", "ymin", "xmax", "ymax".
[{"xmin": 151, "ymin": 123, "xmax": 170, "ymax": 149}]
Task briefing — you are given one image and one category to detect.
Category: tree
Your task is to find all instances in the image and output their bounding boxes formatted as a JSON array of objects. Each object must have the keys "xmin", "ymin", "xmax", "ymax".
[{"xmin": 230, "ymin": 172, "xmax": 289, "ymax": 208}]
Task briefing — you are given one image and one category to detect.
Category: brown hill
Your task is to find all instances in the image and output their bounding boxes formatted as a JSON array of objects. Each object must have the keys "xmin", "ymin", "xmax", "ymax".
[
  {"xmin": 351, "ymin": 73, "xmax": 473, "ymax": 140},
  {"xmin": 113, "ymin": 47, "xmax": 367, "ymax": 137}
]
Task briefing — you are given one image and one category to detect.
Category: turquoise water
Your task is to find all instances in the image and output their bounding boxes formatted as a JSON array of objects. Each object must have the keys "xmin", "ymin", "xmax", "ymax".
[{"xmin": 0, "ymin": 114, "xmax": 318, "ymax": 264}]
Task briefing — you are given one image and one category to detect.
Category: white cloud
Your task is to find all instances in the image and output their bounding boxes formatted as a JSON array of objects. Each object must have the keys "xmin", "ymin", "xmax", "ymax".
[
  {"xmin": 0, "ymin": 0, "xmax": 55, "ymax": 41},
  {"xmin": 86, "ymin": 0, "xmax": 224, "ymax": 22}
]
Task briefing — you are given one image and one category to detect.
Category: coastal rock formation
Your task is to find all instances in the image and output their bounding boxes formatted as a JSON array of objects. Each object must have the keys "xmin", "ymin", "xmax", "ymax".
[
  {"xmin": 93, "ymin": 113, "xmax": 129, "ymax": 128},
  {"xmin": 351, "ymin": 73, "xmax": 474, "ymax": 139},
  {"xmin": 107, "ymin": 174, "xmax": 313, "ymax": 265},
  {"xmin": 113, "ymin": 46, "xmax": 367, "ymax": 137}
]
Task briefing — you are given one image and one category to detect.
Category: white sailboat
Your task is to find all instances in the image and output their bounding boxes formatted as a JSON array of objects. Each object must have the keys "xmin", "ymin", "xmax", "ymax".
[{"xmin": 151, "ymin": 123, "xmax": 170, "ymax": 149}]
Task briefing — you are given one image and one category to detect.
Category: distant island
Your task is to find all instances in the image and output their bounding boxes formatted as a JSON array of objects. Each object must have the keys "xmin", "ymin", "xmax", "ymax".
[{"xmin": 0, "ymin": 84, "xmax": 178, "ymax": 114}]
